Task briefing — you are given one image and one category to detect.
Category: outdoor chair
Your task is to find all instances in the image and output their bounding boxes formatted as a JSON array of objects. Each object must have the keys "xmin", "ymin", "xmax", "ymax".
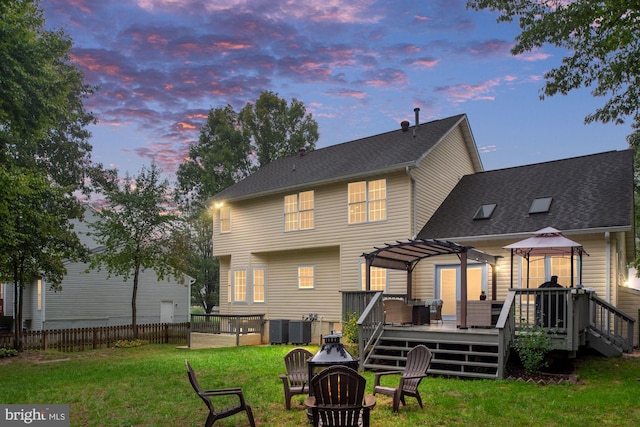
[
  {"xmin": 279, "ymin": 347, "xmax": 313, "ymax": 409},
  {"xmin": 383, "ymin": 299, "xmax": 413, "ymax": 325},
  {"xmin": 185, "ymin": 360, "xmax": 256, "ymax": 427},
  {"xmin": 304, "ymin": 365, "xmax": 376, "ymax": 427},
  {"xmin": 425, "ymin": 298, "xmax": 443, "ymax": 324},
  {"xmin": 373, "ymin": 344, "xmax": 432, "ymax": 412}
]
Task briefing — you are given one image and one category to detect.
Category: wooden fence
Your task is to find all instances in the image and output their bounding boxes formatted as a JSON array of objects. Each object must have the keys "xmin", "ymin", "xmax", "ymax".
[{"xmin": 0, "ymin": 322, "xmax": 189, "ymax": 352}]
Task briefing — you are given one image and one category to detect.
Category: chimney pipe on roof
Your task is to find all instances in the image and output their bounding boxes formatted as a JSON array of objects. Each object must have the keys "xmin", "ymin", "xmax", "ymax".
[
  {"xmin": 414, "ymin": 107, "xmax": 420, "ymax": 126},
  {"xmin": 401, "ymin": 120, "xmax": 410, "ymax": 132},
  {"xmin": 299, "ymin": 147, "xmax": 306, "ymax": 156}
]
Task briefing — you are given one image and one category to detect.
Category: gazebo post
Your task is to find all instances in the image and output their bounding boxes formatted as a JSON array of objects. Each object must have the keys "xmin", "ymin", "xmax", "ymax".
[
  {"xmin": 491, "ymin": 263, "xmax": 497, "ymax": 300},
  {"xmin": 406, "ymin": 264, "xmax": 413, "ymax": 300},
  {"xmin": 510, "ymin": 249, "xmax": 514, "ymax": 289},
  {"xmin": 365, "ymin": 257, "xmax": 372, "ymax": 291}
]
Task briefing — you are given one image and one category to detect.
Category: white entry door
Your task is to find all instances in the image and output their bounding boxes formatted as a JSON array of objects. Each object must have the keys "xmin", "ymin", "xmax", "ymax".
[
  {"xmin": 436, "ymin": 265, "xmax": 486, "ymax": 320},
  {"xmin": 160, "ymin": 301, "xmax": 174, "ymax": 323}
]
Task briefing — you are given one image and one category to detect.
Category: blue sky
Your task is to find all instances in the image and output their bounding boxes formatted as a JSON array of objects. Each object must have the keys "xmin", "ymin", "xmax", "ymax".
[{"xmin": 42, "ymin": 0, "xmax": 632, "ymax": 180}]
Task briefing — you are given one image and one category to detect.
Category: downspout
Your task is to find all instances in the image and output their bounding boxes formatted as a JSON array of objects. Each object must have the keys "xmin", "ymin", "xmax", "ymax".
[
  {"xmin": 406, "ymin": 166, "xmax": 417, "ymax": 238},
  {"xmin": 605, "ymin": 232, "xmax": 611, "ymax": 302}
]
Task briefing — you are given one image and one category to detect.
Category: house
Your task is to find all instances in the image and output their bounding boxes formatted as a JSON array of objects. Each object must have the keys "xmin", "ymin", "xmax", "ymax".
[
  {"xmin": 415, "ymin": 149, "xmax": 640, "ymax": 346},
  {"xmin": 1, "ymin": 209, "xmax": 191, "ymax": 331},
  {"xmin": 210, "ymin": 112, "xmax": 483, "ymax": 341}
]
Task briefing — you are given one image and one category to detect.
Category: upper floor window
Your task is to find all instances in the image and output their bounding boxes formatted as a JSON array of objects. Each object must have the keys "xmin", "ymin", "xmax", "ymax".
[
  {"xmin": 219, "ymin": 206, "xmax": 231, "ymax": 233},
  {"xmin": 360, "ymin": 263, "xmax": 388, "ymax": 292},
  {"xmin": 284, "ymin": 191, "xmax": 314, "ymax": 231},
  {"xmin": 348, "ymin": 179, "xmax": 386, "ymax": 224},
  {"xmin": 298, "ymin": 265, "xmax": 315, "ymax": 289}
]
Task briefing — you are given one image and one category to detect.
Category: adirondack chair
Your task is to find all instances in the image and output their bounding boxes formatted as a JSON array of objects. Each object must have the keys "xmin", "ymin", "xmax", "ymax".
[
  {"xmin": 304, "ymin": 365, "xmax": 376, "ymax": 427},
  {"xmin": 372, "ymin": 344, "xmax": 432, "ymax": 412},
  {"xmin": 279, "ymin": 347, "xmax": 313, "ymax": 409},
  {"xmin": 185, "ymin": 360, "xmax": 256, "ymax": 427}
]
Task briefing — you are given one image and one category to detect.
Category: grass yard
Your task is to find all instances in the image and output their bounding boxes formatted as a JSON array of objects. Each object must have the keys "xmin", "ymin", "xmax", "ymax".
[{"xmin": 1, "ymin": 344, "xmax": 639, "ymax": 426}]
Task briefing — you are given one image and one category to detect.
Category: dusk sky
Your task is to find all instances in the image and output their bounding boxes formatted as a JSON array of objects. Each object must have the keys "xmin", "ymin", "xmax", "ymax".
[{"xmin": 42, "ymin": 0, "xmax": 632, "ymax": 181}]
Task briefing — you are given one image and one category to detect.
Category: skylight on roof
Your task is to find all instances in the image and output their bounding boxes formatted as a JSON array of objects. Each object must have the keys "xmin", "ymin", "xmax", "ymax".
[
  {"xmin": 529, "ymin": 197, "xmax": 552, "ymax": 214},
  {"xmin": 473, "ymin": 203, "xmax": 496, "ymax": 220}
]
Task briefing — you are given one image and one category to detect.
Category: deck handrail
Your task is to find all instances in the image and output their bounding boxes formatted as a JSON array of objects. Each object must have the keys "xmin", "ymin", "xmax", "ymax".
[
  {"xmin": 494, "ymin": 291, "xmax": 516, "ymax": 379},
  {"xmin": 190, "ymin": 314, "xmax": 264, "ymax": 335},
  {"xmin": 589, "ymin": 294, "xmax": 635, "ymax": 352},
  {"xmin": 347, "ymin": 291, "xmax": 384, "ymax": 371}
]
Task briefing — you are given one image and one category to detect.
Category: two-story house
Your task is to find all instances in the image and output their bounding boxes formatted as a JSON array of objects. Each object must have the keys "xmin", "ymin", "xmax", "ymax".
[{"xmin": 210, "ymin": 113, "xmax": 483, "ymax": 340}]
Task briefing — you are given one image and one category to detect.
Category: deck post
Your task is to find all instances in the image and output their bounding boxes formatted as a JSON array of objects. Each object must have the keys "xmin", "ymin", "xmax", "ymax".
[{"xmin": 459, "ymin": 252, "xmax": 468, "ymax": 328}]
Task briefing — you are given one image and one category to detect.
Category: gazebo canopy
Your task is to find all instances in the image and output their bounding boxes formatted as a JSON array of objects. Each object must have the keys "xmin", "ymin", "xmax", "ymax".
[
  {"xmin": 503, "ymin": 227, "xmax": 587, "ymax": 288},
  {"xmin": 503, "ymin": 226, "xmax": 588, "ymax": 257}
]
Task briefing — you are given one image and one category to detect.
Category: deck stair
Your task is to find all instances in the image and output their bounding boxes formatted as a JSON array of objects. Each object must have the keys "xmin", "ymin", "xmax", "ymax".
[{"xmin": 363, "ymin": 326, "xmax": 501, "ymax": 379}]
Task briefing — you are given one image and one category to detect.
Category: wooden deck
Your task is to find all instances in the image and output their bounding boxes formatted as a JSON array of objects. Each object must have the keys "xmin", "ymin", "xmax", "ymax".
[
  {"xmin": 349, "ymin": 289, "xmax": 635, "ymax": 380},
  {"xmin": 364, "ymin": 321, "xmax": 502, "ymax": 379}
]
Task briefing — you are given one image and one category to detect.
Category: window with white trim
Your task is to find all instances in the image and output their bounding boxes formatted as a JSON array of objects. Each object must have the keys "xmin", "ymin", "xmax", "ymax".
[
  {"xmin": 233, "ymin": 269, "xmax": 247, "ymax": 302},
  {"xmin": 360, "ymin": 263, "xmax": 387, "ymax": 292},
  {"xmin": 348, "ymin": 179, "xmax": 386, "ymax": 224},
  {"xmin": 284, "ymin": 191, "xmax": 314, "ymax": 231},
  {"xmin": 298, "ymin": 265, "xmax": 315, "ymax": 289},
  {"xmin": 253, "ymin": 268, "xmax": 266, "ymax": 303},
  {"xmin": 219, "ymin": 206, "xmax": 231, "ymax": 233}
]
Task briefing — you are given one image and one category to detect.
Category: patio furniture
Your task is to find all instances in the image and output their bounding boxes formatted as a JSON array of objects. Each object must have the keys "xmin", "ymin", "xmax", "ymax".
[
  {"xmin": 279, "ymin": 347, "xmax": 313, "ymax": 409},
  {"xmin": 425, "ymin": 299, "xmax": 443, "ymax": 324},
  {"xmin": 384, "ymin": 299, "xmax": 413, "ymax": 325},
  {"xmin": 304, "ymin": 365, "xmax": 376, "ymax": 427},
  {"xmin": 185, "ymin": 360, "xmax": 256, "ymax": 427},
  {"xmin": 373, "ymin": 344, "xmax": 432, "ymax": 412}
]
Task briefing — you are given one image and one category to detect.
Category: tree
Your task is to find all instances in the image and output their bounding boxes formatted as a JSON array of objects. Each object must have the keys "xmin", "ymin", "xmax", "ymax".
[
  {"xmin": 0, "ymin": 168, "xmax": 89, "ymax": 351},
  {"xmin": 176, "ymin": 105, "xmax": 253, "ymax": 208},
  {"xmin": 0, "ymin": 0, "xmax": 111, "ymax": 349},
  {"xmin": 240, "ymin": 91, "xmax": 319, "ymax": 166},
  {"xmin": 467, "ymin": 1, "xmax": 640, "ymax": 127},
  {"xmin": 176, "ymin": 92, "xmax": 319, "ymax": 310},
  {"xmin": 89, "ymin": 163, "xmax": 187, "ymax": 338}
]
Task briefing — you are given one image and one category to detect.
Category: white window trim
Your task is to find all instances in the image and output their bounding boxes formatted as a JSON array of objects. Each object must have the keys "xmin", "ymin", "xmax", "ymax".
[
  {"xmin": 348, "ymin": 179, "xmax": 387, "ymax": 224},
  {"xmin": 252, "ymin": 268, "xmax": 266, "ymax": 303},
  {"xmin": 232, "ymin": 268, "xmax": 248, "ymax": 303},
  {"xmin": 219, "ymin": 206, "xmax": 231, "ymax": 234},
  {"xmin": 284, "ymin": 191, "xmax": 315, "ymax": 232},
  {"xmin": 298, "ymin": 265, "xmax": 316, "ymax": 289}
]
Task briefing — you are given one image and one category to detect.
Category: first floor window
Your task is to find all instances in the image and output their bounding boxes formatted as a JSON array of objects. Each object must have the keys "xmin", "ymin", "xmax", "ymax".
[
  {"xmin": 253, "ymin": 268, "xmax": 266, "ymax": 303},
  {"xmin": 298, "ymin": 266, "xmax": 315, "ymax": 289},
  {"xmin": 360, "ymin": 263, "xmax": 387, "ymax": 292},
  {"xmin": 234, "ymin": 270, "xmax": 247, "ymax": 302},
  {"xmin": 520, "ymin": 256, "xmax": 577, "ymax": 288}
]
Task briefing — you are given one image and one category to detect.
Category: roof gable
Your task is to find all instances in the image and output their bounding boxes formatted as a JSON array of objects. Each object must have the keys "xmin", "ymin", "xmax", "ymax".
[
  {"xmin": 213, "ymin": 114, "xmax": 480, "ymax": 201},
  {"xmin": 418, "ymin": 150, "xmax": 634, "ymax": 239}
]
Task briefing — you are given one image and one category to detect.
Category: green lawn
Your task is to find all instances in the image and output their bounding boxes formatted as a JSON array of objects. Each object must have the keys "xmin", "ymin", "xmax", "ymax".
[{"xmin": 1, "ymin": 344, "xmax": 639, "ymax": 426}]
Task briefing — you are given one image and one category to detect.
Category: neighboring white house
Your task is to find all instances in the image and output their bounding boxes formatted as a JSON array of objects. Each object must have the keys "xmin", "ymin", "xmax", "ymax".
[{"xmin": 1, "ymin": 209, "xmax": 192, "ymax": 331}]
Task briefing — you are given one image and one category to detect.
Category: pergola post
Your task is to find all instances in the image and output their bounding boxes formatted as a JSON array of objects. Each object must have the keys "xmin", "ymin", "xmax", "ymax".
[{"xmin": 459, "ymin": 251, "xmax": 468, "ymax": 329}]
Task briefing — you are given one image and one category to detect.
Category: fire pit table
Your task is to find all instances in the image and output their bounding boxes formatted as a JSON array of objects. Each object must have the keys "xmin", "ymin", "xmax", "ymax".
[{"xmin": 307, "ymin": 334, "xmax": 359, "ymax": 396}]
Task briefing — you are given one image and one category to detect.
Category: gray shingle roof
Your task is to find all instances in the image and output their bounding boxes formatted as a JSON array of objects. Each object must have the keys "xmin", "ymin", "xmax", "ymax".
[
  {"xmin": 417, "ymin": 150, "xmax": 634, "ymax": 239},
  {"xmin": 213, "ymin": 114, "xmax": 473, "ymax": 201}
]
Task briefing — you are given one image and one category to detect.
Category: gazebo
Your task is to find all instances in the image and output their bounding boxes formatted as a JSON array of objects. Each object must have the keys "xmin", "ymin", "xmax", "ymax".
[
  {"xmin": 361, "ymin": 239, "xmax": 499, "ymax": 329},
  {"xmin": 503, "ymin": 227, "xmax": 588, "ymax": 288}
]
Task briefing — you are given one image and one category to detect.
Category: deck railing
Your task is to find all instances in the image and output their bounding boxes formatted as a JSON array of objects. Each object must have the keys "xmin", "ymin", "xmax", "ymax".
[
  {"xmin": 590, "ymin": 294, "xmax": 635, "ymax": 352},
  {"xmin": 189, "ymin": 314, "xmax": 265, "ymax": 335}
]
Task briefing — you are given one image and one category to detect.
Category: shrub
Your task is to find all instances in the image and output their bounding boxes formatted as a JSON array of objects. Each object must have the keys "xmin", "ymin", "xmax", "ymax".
[
  {"xmin": 114, "ymin": 339, "xmax": 148, "ymax": 348},
  {"xmin": 512, "ymin": 323, "xmax": 553, "ymax": 375},
  {"xmin": 342, "ymin": 312, "xmax": 359, "ymax": 344},
  {"xmin": 0, "ymin": 348, "xmax": 18, "ymax": 358}
]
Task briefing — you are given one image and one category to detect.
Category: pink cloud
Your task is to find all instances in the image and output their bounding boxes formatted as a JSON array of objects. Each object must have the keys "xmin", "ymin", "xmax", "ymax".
[{"xmin": 435, "ymin": 79, "xmax": 500, "ymax": 103}]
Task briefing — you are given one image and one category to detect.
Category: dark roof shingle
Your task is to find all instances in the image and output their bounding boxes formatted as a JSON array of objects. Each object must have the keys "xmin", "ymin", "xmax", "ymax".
[
  {"xmin": 418, "ymin": 150, "xmax": 634, "ymax": 239},
  {"xmin": 213, "ymin": 114, "xmax": 471, "ymax": 201}
]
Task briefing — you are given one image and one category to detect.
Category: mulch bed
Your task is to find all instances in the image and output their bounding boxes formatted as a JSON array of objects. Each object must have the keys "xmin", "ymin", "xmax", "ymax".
[{"xmin": 506, "ymin": 351, "xmax": 579, "ymax": 385}]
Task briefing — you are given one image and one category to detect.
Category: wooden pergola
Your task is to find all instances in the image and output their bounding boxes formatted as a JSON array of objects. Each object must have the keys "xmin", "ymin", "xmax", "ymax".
[{"xmin": 361, "ymin": 239, "xmax": 500, "ymax": 329}]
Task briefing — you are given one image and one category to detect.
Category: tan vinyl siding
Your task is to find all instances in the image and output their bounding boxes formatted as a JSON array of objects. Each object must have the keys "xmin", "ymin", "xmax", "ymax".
[{"xmin": 412, "ymin": 125, "xmax": 478, "ymax": 235}]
